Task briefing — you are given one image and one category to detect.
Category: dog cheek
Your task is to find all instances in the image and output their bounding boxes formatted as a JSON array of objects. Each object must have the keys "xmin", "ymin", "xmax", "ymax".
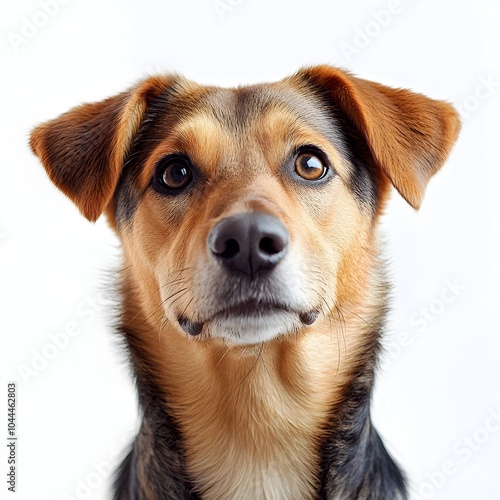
[{"xmin": 323, "ymin": 195, "xmax": 372, "ymax": 300}]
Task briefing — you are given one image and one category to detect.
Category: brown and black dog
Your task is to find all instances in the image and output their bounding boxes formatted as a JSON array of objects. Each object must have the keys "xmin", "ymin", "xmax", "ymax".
[{"xmin": 30, "ymin": 66, "xmax": 460, "ymax": 500}]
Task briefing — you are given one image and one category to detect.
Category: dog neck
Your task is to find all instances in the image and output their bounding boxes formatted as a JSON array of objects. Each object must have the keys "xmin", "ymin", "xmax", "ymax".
[{"xmin": 115, "ymin": 246, "xmax": 405, "ymax": 500}]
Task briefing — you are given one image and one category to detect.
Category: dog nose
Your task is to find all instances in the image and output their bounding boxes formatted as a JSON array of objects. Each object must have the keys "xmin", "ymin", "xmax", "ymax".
[{"xmin": 208, "ymin": 212, "xmax": 289, "ymax": 277}]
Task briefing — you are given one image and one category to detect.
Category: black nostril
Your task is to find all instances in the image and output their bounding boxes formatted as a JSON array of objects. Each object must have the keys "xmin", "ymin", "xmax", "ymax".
[
  {"xmin": 219, "ymin": 239, "xmax": 240, "ymax": 259},
  {"xmin": 259, "ymin": 236, "xmax": 284, "ymax": 256},
  {"xmin": 208, "ymin": 212, "xmax": 289, "ymax": 278}
]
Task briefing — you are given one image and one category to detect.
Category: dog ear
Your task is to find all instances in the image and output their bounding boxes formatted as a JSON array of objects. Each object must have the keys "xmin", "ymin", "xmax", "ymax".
[
  {"xmin": 296, "ymin": 66, "xmax": 461, "ymax": 209},
  {"xmin": 30, "ymin": 76, "xmax": 174, "ymax": 222}
]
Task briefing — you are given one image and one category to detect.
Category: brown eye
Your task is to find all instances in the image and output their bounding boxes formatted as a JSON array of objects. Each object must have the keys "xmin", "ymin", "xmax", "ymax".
[
  {"xmin": 162, "ymin": 163, "xmax": 192, "ymax": 189},
  {"xmin": 153, "ymin": 156, "xmax": 194, "ymax": 194},
  {"xmin": 294, "ymin": 152, "xmax": 327, "ymax": 181}
]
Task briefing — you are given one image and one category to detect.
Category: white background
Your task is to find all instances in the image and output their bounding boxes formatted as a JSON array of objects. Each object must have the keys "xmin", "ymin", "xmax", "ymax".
[{"xmin": 1, "ymin": 1, "xmax": 499, "ymax": 499}]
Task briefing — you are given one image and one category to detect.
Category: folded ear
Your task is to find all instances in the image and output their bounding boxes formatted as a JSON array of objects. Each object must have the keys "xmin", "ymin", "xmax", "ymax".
[
  {"xmin": 30, "ymin": 75, "xmax": 175, "ymax": 221},
  {"xmin": 296, "ymin": 66, "xmax": 461, "ymax": 209}
]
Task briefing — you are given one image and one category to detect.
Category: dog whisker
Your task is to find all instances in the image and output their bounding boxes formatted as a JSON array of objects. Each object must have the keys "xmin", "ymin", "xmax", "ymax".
[
  {"xmin": 157, "ymin": 315, "xmax": 167, "ymax": 344},
  {"xmin": 334, "ymin": 305, "xmax": 348, "ymax": 357},
  {"xmin": 160, "ymin": 278, "xmax": 187, "ymax": 290},
  {"xmin": 232, "ymin": 343, "xmax": 264, "ymax": 405},
  {"xmin": 168, "ymin": 289, "xmax": 190, "ymax": 308},
  {"xmin": 216, "ymin": 346, "xmax": 231, "ymax": 367},
  {"xmin": 179, "ymin": 296, "xmax": 195, "ymax": 321},
  {"xmin": 137, "ymin": 287, "xmax": 190, "ymax": 328},
  {"xmin": 338, "ymin": 303, "xmax": 370, "ymax": 327}
]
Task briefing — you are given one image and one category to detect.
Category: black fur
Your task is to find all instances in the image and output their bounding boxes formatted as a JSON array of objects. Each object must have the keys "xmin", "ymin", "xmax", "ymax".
[
  {"xmin": 113, "ymin": 326, "xmax": 200, "ymax": 500},
  {"xmin": 318, "ymin": 348, "xmax": 407, "ymax": 499}
]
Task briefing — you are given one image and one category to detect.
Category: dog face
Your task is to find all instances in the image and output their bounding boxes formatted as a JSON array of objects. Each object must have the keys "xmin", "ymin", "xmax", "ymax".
[
  {"xmin": 30, "ymin": 66, "xmax": 460, "ymax": 347},
  {"xmin": 117, "ymin": 81, "xmax": 378, "ymax": 346}
]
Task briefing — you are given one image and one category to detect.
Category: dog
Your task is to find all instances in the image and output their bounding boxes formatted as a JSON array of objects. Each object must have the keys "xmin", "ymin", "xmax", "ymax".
[{"xmin": 30, "ymin": 66, "xmax": 460, "ymax": 499}]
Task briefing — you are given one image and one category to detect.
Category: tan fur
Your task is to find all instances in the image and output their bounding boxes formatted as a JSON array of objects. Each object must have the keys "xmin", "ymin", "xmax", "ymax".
[
  {"xmin": 118, "ymin": 108, "xmax": 379, "ymax": 497},
  {"xmin": 29, "ymin": 66, "xmax": 460, "ymax": 499},
  {"xmin": 121, "ymin": 227, "xmax": 383, "ymax": 500}
]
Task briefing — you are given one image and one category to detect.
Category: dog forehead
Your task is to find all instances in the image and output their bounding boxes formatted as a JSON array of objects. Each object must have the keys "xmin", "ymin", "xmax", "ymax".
[
  {"xmin": 192, "ymin": 82, "xmax": 340, "ymax": 138},
  {"xmin": 163, "ymin": 83, "xmax": 345, "ymax": 172}
]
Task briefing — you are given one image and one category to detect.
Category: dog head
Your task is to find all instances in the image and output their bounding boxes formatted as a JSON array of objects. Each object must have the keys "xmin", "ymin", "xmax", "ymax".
[{"xmin": 30, "ymin": 66, "xmax": 460, "ymax": 346}]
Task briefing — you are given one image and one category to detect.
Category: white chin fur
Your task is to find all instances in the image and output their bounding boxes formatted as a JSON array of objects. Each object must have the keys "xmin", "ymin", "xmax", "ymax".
[{"xmin": 207, "ymin": 311, "xmax": 299, "ymax": 345}]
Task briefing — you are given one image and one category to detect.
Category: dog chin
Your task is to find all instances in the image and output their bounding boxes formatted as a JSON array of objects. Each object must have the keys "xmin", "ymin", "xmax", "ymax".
[{"xmin": 208, "ymin": 311, "xmax": 300, "ymax": 345}]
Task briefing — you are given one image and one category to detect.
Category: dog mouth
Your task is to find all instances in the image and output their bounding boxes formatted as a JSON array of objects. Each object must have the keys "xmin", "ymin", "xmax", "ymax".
[{"xmin": 177, "ymin": 300, "xmax": 319, "ymax": 338}]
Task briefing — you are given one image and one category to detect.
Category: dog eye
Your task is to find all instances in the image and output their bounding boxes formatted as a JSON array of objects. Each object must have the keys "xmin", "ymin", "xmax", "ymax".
[
  {"xmin": 294, "ymin": 152, "xmax": 327, "ymax": 181},
  {"xmin": 153, "ymin": 157, "xmax": 193, "ymax": 193}
]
